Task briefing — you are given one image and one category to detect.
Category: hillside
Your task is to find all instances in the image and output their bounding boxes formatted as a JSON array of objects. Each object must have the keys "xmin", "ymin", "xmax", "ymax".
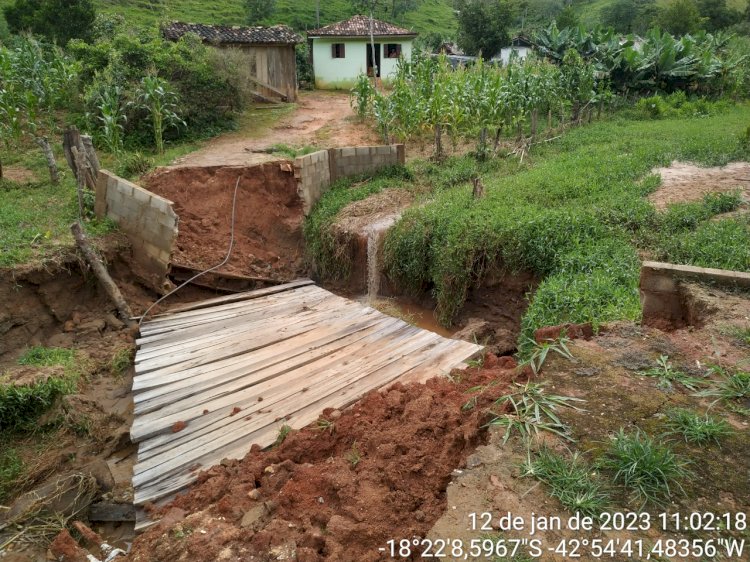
[
  {"xmin": 575, "ymin": 0, "xmax": 748, "ymax": 28},
  {"xmin": 0, "ymin": 0, "xmax": 457, "ymax": 36}
]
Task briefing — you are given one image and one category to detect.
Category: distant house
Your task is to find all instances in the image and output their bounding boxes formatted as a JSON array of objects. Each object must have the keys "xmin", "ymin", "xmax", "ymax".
[
  {"xmin": 498, "ymin": 35, "xmax": 533, "ymax": 65},
  {"xmin": 162, "ymin": 22, "xmax": 302, "ymax": 102},
  {"xmin": 307, "ymin": 15, "xmax": 417, "ymax": 90}
]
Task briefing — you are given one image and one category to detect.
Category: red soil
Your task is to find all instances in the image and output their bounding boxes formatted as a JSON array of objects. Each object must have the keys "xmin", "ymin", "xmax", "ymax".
[
  {"xmin": 126, "ymin": 356, "xmax": 523, "ymax": 562},
  {"xmin": 144, "ymin": 163, "xmax": 307, "ymax": 282}
]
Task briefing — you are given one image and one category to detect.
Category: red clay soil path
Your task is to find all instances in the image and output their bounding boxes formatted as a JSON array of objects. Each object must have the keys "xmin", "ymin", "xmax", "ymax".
[{"xmin": 171, "ymin": 91, "xmax": 381, "ymax": 168}]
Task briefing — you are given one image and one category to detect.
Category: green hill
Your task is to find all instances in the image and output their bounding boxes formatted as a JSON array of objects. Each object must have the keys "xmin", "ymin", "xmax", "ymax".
[
  {"xmin": 0, "ymin": 0, "xmax": 457, "ymax": 36},
  {"xmin": 575, "ymin": 0, "xmax": 748, "ymax": 28}
]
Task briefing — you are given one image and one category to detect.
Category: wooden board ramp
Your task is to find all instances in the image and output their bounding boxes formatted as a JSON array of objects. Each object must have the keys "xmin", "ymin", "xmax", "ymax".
[{"xmin": 131, "ymin": 280, "xmax": 482, "ymax": 530}]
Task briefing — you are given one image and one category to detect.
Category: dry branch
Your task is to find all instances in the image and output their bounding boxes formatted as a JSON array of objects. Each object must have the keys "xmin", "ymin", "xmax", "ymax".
[{"xmin": 70, "ymin": 222, "xmax": 136, "ymax": 329}]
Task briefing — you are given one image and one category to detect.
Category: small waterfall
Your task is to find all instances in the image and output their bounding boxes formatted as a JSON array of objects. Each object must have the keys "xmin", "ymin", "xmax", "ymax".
[{"xmin": 365, "ymin": 215, "xmax": 399, "ymax": 301}]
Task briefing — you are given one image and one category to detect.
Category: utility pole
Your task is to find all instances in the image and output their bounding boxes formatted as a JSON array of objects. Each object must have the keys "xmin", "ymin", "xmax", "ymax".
[{"xmin": 316, "ymin": 0, "xmax": 320, "ymax": 27}]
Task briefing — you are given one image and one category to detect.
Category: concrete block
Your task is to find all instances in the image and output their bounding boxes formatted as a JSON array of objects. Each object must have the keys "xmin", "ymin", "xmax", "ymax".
[
  {"xmin": 342, "ymin": 147, "xmax": 356, "ymax": 158},
  {"xmin": 132, "ymin": 187, "xmax": 152, "ymax": 204},
  {"xmin": 640, "ymin": 271, "xmax": 678, "ymax": 293},
  {"xmin": 376, "ymin": 145, "xmax": 390, "ymax": 155},
  {"xmin": 150, "ymin": 196, "xmax": 171, "ymax": 215}
]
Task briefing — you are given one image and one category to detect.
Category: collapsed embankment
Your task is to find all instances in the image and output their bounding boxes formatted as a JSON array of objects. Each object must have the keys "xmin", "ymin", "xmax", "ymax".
[{"xmin": 143, "ymin": 163, "xmax": 307, "ymax": 282}]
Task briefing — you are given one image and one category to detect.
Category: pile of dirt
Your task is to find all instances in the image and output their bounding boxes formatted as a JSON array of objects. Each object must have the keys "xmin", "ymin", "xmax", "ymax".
[
  {"xmin": 125, "ymin": 356, "xmax": 524, "ymax": 562},
  {"xmin": 144, "ymin": 163, "xmax": 306, "ymax": 282},
  {"xmin": 649, "ymin": 160, "xmax": 750, "ymax": 210}
]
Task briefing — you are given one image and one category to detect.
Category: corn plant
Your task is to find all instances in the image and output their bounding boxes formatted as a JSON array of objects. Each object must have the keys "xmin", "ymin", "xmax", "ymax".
[
  {"xmin": 96, "ymin": 85, "xmax": 126, "ymax": 155},
  {"xmin": 134, "ymin": 75, "xmax": 184, "ymax": 155}
]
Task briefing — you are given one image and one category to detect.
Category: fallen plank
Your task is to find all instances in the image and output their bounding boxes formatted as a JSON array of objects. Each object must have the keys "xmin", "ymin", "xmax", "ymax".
[{"xmin": 88, "ymin": 502, "xmax": 136, "ymax": 522}]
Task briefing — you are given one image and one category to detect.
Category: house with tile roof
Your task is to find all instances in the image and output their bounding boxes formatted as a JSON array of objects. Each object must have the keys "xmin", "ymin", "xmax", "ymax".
[
  {"xmin": 162, "ymin": 22, "xmax": 303, "ymax": 102},
  {"xmin": 307, "ymin": 15, "xmax": 418, "ymax": 90}
]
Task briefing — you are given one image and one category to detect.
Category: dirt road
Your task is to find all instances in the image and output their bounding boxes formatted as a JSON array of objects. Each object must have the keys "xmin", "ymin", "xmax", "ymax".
[{"xmin": 171, "ymin": 91, "xmax": 380, "ymax": 167}]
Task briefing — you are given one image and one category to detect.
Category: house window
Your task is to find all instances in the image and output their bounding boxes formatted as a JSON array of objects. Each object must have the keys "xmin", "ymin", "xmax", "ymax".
[
  {"xmin": 385, "ymin": 44, "xmax": 402, "ymax": 58},
  {"xmin": 332, "ymin": 43, "xmax": 346, "ymax": 58}
]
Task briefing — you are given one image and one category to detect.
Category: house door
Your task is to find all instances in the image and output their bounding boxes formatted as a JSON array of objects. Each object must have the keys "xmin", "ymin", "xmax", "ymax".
[{"xmin": 366, "ymin": 43, "xmax": 381, "ymax": 78}]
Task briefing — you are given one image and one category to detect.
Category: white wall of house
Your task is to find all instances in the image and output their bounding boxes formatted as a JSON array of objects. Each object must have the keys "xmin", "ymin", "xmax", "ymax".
[
  {"xmin": 498, "ymin": 46, "xmax": 531, "ymax": 65},
  {"xmin": 311, "ymin": 37, "xmax": 413, "ymax": 89}
]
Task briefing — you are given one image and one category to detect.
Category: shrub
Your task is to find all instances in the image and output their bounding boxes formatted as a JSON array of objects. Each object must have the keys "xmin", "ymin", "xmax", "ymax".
[
  {"xmin": 116, "ymin": 151, "xmax": 154, "ymax": 178},
  {"xmin": 665, "ymin": 408, "xmax": 733, "ymax": 445}
]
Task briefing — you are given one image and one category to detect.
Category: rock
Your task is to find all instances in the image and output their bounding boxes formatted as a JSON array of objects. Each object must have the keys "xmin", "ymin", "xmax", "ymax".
[
  {"xmin": 78, "ymin": 319, "xmax": 106, "ymax": 334},
  {"xmin": 49, "ymin": 529, "xmax": 89, "ymax": 562},
  {"xmin": 81, "ymin": 460, "xmax": 115, "ymax": 493},
  {"xmin": 104, "ymin": 313, "xmax": 125, "ymax": 330},
  {"xmin": 240, "ymin": 503, "xmax": 269, "ymax": 530},
  {"xmin": 574, "ymin": 367, "xmax": 600, "ymax": 377},
  {"xmin": 47, "ymin": 332, "xmax": 75, "ymax": 348},
  {"xmin": 453, "ymin": 318, "xmax": 493, "ymax": 344},
  {"xmin": 329, "ymin": 409, "xmax": 342, "ymax": 420},
  {"xmin": 70, "ymin": 311, "xmax": 83, "ymax": 325},
  {"xmin": 269, "ymin": 541, "xmax": 297, "ymax": 560},
  {"xmin": 63, "ymin": 321, "xmax": 76, "ymax": 333},
  {"xmin": 248, "ymin": 488, "xmax": 261, "ymax": 500},
  {"xmin": 465, "ymin": 455, "xmax": 483, "ymax": 469}
]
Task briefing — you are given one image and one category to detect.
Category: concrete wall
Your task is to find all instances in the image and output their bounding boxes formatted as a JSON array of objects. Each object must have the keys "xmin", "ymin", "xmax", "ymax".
[
  {"xmin": 95, "ymin": 170, "xmax": 178, "ymax": 292},
  {"xmin": 640, "ymin": 260, "xmax": 750, "ymax": 327},
  {"xmin": 294, "ymin": 144, "xmax": 405, "ymax": 215},
  {"xmin": 312, "ymin": 38, "xmax": 413, "ymax": 90}
]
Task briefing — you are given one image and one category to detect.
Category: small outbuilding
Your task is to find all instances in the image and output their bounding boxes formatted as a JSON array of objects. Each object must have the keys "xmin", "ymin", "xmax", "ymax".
[
  {"xmin": 307, "ymin": 15, "xmax": 417, "ymax": 90},
  {"xmin": 162, "ymin": 22, "xmax": 302, "ymax": 102}
]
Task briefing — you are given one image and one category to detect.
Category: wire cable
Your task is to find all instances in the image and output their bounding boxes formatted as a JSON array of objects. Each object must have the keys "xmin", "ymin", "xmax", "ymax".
[{"xmin": 138, "ymin": 176, "xmax": 242, "ymax": 327}]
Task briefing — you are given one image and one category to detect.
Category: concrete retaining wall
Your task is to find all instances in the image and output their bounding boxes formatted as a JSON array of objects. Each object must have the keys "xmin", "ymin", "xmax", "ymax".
[
  {"xmin": 640, "ymin": 260, "xmax": 750, "ymax": 326},
  {"xmin": 294, "ymin": 144, "xmax": 405, "ymax": 215},
  {"xmin": 95, "ymin": 170, "xmax": 178, "ymax": 292}
]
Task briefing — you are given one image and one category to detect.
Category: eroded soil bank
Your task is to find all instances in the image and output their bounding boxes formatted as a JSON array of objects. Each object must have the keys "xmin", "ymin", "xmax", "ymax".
[{"xmin": 144, "ymin": 163, "xmax": 307, "ymax": 282}]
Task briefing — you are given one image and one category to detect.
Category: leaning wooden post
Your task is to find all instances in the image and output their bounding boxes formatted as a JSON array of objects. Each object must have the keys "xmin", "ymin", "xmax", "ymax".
[
  {"xmin": 71, "ymin": 146, "xmax": 86, "ymax": 220},
  {"xmin": 35, "ymin": 136, "xmax": 59, "ymax": 184},
  {"xmin": 71, "ymin": 221, "xmax": 136, "ymax": 328}
]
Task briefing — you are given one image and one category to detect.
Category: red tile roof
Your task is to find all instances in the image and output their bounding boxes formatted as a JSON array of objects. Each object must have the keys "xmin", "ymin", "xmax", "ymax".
[
  {"xmin": 308, "ymin": 15, "xmax": 417, "ymax": 38},
  {"xmin": 162, "ymin": 22, "xmax": 302, "ymax": 45}
]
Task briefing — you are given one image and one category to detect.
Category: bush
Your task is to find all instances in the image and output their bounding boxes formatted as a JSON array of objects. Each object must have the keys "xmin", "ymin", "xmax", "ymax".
[{"xmin": 116, "ymin": 151, "xmax": 154, "ymax": 179}]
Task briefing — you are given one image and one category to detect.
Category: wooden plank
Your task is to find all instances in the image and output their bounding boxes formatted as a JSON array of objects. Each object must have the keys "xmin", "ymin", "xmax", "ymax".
[
  {"xmin": 132, "ymin": 325, "xmax": 436, "ymax": 488},
  {"xmin": 133, "ymin": 300, "xmax": 369, "ymax": 379},
  {"xmin": 134, "ymin": 307, "xmax": 335, "ymax": 376},
  {"xmin": 135, "ymin": 292, "xmax": 341, "ymax": 359},
  {"xmin": 137, "ymin": 288, "xmax": 329, "ymax": 339},
  {"xmin": 133, "ymin": 313, "xmax": 393, "ymax": 416},
  {"xmin": 134, "ymin": 315, "xmax": 404, "ymax": 457},
  {"xmin": 133, "ymin": 332, "xmax": 454, "ymax": 504},
  {"xmin": 135, "ymin": 287, "xmax": 318, "ymax": 337},
  {"xmin": 394, "ymin": 341, "xmax": 483, "ymax": 386},
  {"xmin": 146, "ymin": 279, "xmax": 314, "ymax": 317},
  {"xmin": 131, "ymin": 316, "xmax": 413, "ymax": 442},
  {"xmin": 132, "ymin": 306, "xmax": 381, "ymax": 393}
]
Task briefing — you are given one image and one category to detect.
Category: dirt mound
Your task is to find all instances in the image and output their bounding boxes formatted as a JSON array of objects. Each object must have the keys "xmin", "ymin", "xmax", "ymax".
[
  {"xmin": 649, "ymin": 160, "xmax": 750, "ymax": 210},
  {"xmin": 126, "ymin": 356, "xmax": 523, "ymax": 562},
  {"xmin": 144, "ymin": 163, "xmax": 307, "ymax": 281}
]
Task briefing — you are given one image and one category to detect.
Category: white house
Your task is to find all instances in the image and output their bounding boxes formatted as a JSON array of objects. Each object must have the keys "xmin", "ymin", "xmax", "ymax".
[
  {"xmin": 307, "ymin": 15, "xmax": 417, "ymax": 90},
  {"xmin": 498, "ymin": 36, "xmax": 533, "ymax": 65}
]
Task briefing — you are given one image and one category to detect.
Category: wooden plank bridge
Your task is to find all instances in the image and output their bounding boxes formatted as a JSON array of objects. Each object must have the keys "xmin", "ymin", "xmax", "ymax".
[{"xmin": 131, "ymin": 280, "xmax": 482, "ymax": 529}]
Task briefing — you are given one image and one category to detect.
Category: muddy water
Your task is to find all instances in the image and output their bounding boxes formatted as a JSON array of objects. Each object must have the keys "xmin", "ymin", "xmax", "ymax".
[{"xmin": 351, "ymin": 295, "xmax": 456, "ymax": 338}]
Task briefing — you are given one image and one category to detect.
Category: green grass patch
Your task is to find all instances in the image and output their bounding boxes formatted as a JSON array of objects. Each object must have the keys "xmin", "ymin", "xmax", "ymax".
[
  {"xmin": 598, "ymin": 428, "xmax": 692, "ymax": 508},
  {"xmin": 375, "ymin": 106, "xmax": 750, "ymax": 344},
  {"xmin": 0, "ymin": 446, "xmax": 24, "ymax": 503},
  {"xmin": 523, "ymin": 448, "xmax": 610, "ymax": 518},
  {"xmin": 665, "ymin": 408, "xmax": 734, "ymax": 445},
  {"xmin": 17, "ymin": 346, "xmax": 77, "ymax": 368},
  {"xmin": 696, "ymin": 366, "xmax": 750, "ymax": 404},
  {"xmin": 268, "ymin": 143, "xmax": 318, "ymax": 159}
]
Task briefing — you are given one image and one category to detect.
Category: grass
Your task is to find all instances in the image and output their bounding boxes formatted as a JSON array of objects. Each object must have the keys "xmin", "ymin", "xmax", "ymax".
[
  {"xmin": 665, "ymin": 408, "xmax": 734, "ymax": 445},
  {"xmin": 486, "ymin": 381, "xmax": 585, "ymax": 444},
  {"xmin": 274, "ymin": 424, "xmax": 292, "ymax": 447},
  {"xmin": 638, "ymin": 355, "xmax": 706, "ymax": 392},
  {"xmin": 518, "ymin": 336, "xmax": 574, "ymax": 375},
  {"xmin": 0, "ymin": 446, "xmax": 24, "ymax": 503},
  {"xmin": 523, "ymin": 447, "xmax": 610, "ymax": 518},
  {"xmin": 17, "ymin": 0, "xmax": 457, "ymax": 35},
  {"xmin": 268, "ymin": 143, "xmax": 318, "ymax": 159},
  {"xmin": 110, "ymin": 347, "xmax": 134, "ymax": 376},
  {"xmin": 597, "ymin": 428, "xmax": 692, "ymax": 508},
  {"xmin": 0, "ymin": 346, "xmax": 82, "ymax": 432},
  {"xmin": 695, "ymin": 366, "xmax": 750, "ymax": 404},
  {"xmin": 370, "ymin": 105, "xmax": 750, "ymax": 347},
  {"xmin": 345, "ymin": 441, "xmax": 361, "ymax": 467}
]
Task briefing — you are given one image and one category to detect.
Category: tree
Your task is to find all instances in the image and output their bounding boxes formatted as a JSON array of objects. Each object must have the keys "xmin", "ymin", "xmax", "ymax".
[
  {"xmin": 455, "ymin": 0, "xmax": 516, "ymax": 59},
  {"xmin": 697, "ymin": 0, "xmax": 741, "ymax": 32},
  {"xmin": 657, "ymin": 0, "xmax": 705, "ymax": 36},
  {"xmin": 246, "ymin": 0, "xmax": 275, "ymax": 25},
  {"xmin": 601, "ymin": 0, "xmax": 659, "ymax": 35},
  {"xmin": 555, "ymin": 5, "xmax": 579, "ymax": 29},
  {"xmin": 3, "ymin": 0, "xmax": 96, "ymax": 45}
]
